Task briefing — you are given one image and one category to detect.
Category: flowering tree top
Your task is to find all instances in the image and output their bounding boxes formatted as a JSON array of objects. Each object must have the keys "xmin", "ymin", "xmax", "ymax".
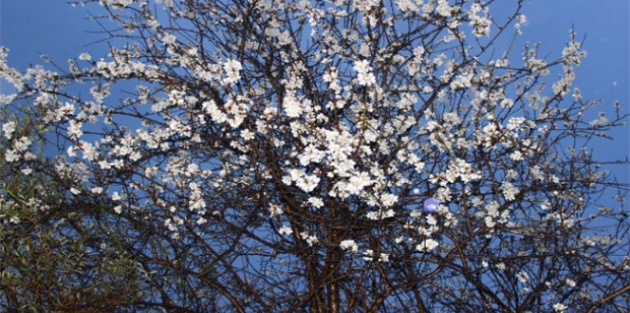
[{"xmin": 0, "ymin": 0, "xmax": 627, "ymax": 312}]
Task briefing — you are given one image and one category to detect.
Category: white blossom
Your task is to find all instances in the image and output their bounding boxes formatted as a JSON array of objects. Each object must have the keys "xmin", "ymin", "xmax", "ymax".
[
  {"xmin": 340, "ymin": 239, "xmax": 358, "ymax": 253},
  {"xmin": 416, "ymin": 238, "xmax": 439, "ymax": 252},
  {"xmin": 223, "ymin": 58, "xmax": 242, "ymax": 85},
  {"xmin": 2, "ymin": 121, "xmax": 16, "ymax": 139},
  {"xmin": 279, "ymin": 225, "xmax": 293, "ymax": 236},
  {"xmin": 553, "ymin": 303, "xmax": 568, "ymax": 312}
]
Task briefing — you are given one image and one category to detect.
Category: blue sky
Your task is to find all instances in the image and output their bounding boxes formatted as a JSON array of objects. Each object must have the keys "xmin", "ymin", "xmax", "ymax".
[{"xmin": 1, "ymin": 0, "xmax": 628, "ymax": 187}]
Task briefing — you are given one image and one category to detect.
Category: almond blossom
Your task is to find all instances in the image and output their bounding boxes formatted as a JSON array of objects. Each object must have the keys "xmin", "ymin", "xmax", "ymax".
[{"xmin": 0, "ymin": 0, "xmax": 627, "ymax": 312}]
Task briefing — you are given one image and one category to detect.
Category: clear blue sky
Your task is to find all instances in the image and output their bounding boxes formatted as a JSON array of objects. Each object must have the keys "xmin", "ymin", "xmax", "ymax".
[{"xmin": 1, "ymin": 0, "xmax": 628, "ymax": 186}]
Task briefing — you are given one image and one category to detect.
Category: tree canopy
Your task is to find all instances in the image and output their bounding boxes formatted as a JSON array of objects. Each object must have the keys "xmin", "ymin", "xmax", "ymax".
[{"xmin": 0, "ymin": 0, "xmax": 628, "ymax": 312}]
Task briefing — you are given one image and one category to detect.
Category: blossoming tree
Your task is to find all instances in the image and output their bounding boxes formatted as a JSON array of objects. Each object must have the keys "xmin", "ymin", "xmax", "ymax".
[{"xmin": 1, "ymin": 0, "xmax": 628, "ymax": 312}]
